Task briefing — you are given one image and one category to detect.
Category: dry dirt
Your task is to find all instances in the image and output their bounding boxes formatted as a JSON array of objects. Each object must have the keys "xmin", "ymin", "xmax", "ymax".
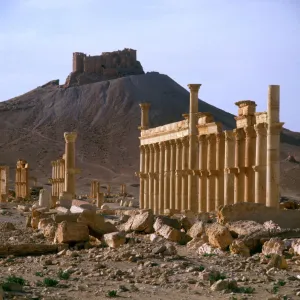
[{"xmin": 1, "ymin": 202, "xmax": 300, "ymax": 300}]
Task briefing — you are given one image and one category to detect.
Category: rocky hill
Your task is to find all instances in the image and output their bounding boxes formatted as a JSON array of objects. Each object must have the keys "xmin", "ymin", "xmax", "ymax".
[{"xmin": 0, "ymin": 72, "xmax": 299, "ymax": 198}]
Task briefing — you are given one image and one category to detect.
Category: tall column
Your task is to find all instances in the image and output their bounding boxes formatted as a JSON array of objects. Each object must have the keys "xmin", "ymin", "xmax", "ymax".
[
  {"xmin": 267, "ymin": 85, "xmax": 284, "ymax": 208},
  {"xmin": 64, "ymin": 132, "xmax": 78, "ymax": 198},
  {"xmin": 169, "ymin": 140, "xmax": 176, "ymax": 210},
  {"xmin": 175, "ymin": 139, "xmax": 182, "ymax": 211},
  {"xmin": 253, "ymin": 123, "xmax": 267, "ymax": 203},
  {"xmin": 139, "ymin": 145, "xmax": 145, "ymax": 209},
  {"xmin": 164, "ymin": 141, "xmax": 171, "ymax": 212},
  {"xmin": 234, "ymin": 128, "xmax": 245, "ymax": 203},
  {"xmin": 181, "ymin": 137, "xmax": 189, "ymax": 211},
  {"xmin": 158, "ymin": 142, "xmax": 165, "ymax": 214},
  {"xmin": 153, "ymin": 143, "xmax": 160, "ymax": 215},
  {"xmin": 187, "ymin": 84, "xmax": 201, "ymax": 212},
  {"xmin": 148, "ymin": 144, "xmax": 155, "ymax": 211},
  {"xmin": 144, "ymin": 145, "xmax": 150, "ymax": 209},
  {"xmin": 139, "ymin": 103, "xmax": 151, "ymax": 130},
  {"xmin": 207, "ymin": 134, "xmax": 217, "ymax": 212},
  {"xmin": 198, "ymin": 135, "xmax": 208, "ymax": 212},
  {"xmin": 224, "ymin": 131, "xmax": 235, "ymax": 205},
  {"xmin": 51, "ymin": 161, "xmax": 55, "ymax": 196},
  {"xmin": 244, "ymin": 126, "xmax": 256, "ymax": 203},
  {"xmin": 215, "ymin": 132, "xmax": 225, "ymax": 208}
]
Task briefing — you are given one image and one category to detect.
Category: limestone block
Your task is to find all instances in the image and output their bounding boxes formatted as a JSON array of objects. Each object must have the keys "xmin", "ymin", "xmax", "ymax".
[
  {"xmin": 53, "ymin": 213, "xmax": 81, "ymax": 223},
  {"xmin": 38, "ymin": 189, "xmax": 51, "ymax": 209},
  {"xmin": 38, "ymin": 218, "xmax": 54, "ymax": 231},
  {"xmin": 130, "ymin": 209, "xmax": 154, "ymax": 233},
  {"xmin": 72, "ymin": 200, "xmax": 96, "ymax": 211},
  {"xmin": 262, "ymin": 238, "xmax": 285, "ymax": 256},
  {"xmin": 267, "ymin": 254, "xmax": 288, "ymax": 270},
  {"xmin": 103, "ymin": 232, "xmax": 126, "ymax": 248},
  {"xmin": 226, "ymin": 220, "xmax": 264, "ymax": 238},
  {"xmin": 205, "ymin": 223, "xmax": 233, "ymax": 250},
  {"xmin": 186, "ymin": 237, "xmax": 206, "ymax": 250},
  {"xmin": 291, "ymin": 239, "xmax": 300, "ymax": 255},
  {"xmin": 229, "ymin": 240, "xmax": 250, "ymax": 257},
  {"xmin": 218, "ymin": 202, "xmax": 300, "ymax": 229},
  {"xmin": 153, "ymin": 216, "xmax": 181, "ymax": 232},
  {"xmin": 43, "ymin": 224, "xmax": 57, "ymax": 239},
  {"xmin": 58, "ymin": 198, "xmax": 72, "ymax": 209},
  {"xmin": 156, "ymin": 224, "xmax": 191, "ymax": 244},
  {"xmin": 55, "ymin": 221, "xmax": 89, "ymax": 244},
  {"xmin": 77, "ymin": 210, "xmax": 117, "ymax": 238},
  {"xmin": 56, "ymin": 206, "xmax": 70, "ymax": 214},
  {"xmin": 197, "ymin": 243, "xmax": 225, "ymax": 256},
  {"xmin": 187, "ymin": 222, "xmax": 205, "ymax": 239}
]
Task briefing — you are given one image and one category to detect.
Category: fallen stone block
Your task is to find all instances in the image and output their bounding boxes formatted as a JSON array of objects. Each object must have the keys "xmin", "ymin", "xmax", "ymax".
[
  {"xmin": 262, "ymin": 238, "xmax": 285, "ymax": 256},
  {"xmin": 187, "ymin": 221, "xmax": 206, "ymax": 239},
  {"xmin": 205, "ymin": 223, "xmax": 233, "ymax": 250},
  {"xmin": 292, "ymin": 239, "xmax": 300, "ymax": 255},
  {"xmin": 52, "ymin": 213, "xmax": 81, "ymax": 223},
  {"xmin": 157, "ymin": 224, "xmax": 191, "ymax": 244},
  {"xmin": 218, "ymin": 202, "xmax": 300, "ymax": 229},
  {"xmin": 0, "ymin": 243, "xmax": 59, "ymax": 257},
  {"xmin": 123, "ymin": 209, "xmax": 154, "ymax": 233},
  {"xmin": 197, "ymin": 243, "xmax": 225, "ymax": 256},
  {"xmin": 103, "ymin": 232, "xmax": 126, "ymax": 248},
  {"xmin": 56, "ymin": 206, "xmax": 70, "ymax": 214},
  {"xmin": 153, "ymin": 216, "xmax": 181, "ymax": 232},
  {"xmin": 226, "ymin": 220, "xmax": 264, "ymax": 238},
  {"xmin": 229, "ymin": 239, "xmax": 250, "ymax": 257},
  {"xmin": 55, "ymin": 221, "xmax": 89, "ymax": 244},
  {"xmin": 72, "ymin": 200, "xmax": 96, "ymax": 211}
]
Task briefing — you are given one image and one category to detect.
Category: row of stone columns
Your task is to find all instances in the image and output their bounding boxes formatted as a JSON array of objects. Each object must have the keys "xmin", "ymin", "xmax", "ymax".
[
  {"xmin": 138, "ymin": 84, "xmax": 283, "ymax": 213},
  {"xmin": 50, "ymin": 158, "xmax": 65, "ymax": 197}
]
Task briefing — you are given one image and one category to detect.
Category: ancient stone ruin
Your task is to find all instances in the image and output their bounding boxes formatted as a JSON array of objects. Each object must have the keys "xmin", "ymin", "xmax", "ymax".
[
  {"xmin": 0, "ymin": 165, "xmax": 9, "ymax": 202},
  {"xmin": 49, "ymin": 155, "xmax": 65, "ymax": 205},
  {"xmin": 15, "ymin": 159, "xmax": 29, "ymax": 199},
  {"xmin": 90, "ymin": 180, "xmax": 100, "ymax": 199},
  {"xmin": 65, "ymin": 48, "xmax": 144, "ymax": 87},
  {"xmin": 137, "ymin": 84, "xmax": 284, "ymax": 215}
]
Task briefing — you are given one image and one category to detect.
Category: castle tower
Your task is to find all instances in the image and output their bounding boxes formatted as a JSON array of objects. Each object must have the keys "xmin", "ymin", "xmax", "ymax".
[{"xmin": 73, "ymin": 52, "xmax": 85, "ymax": 72}]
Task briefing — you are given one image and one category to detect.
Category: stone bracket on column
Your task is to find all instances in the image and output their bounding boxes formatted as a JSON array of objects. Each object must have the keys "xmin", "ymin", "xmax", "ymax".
[
  {"xmin": 199, "ymin": 169, "xmax": 209, "ymax": 177},
  {"xmin": 135, "ymin": 171, "xmax": 147, "ymax": 179},
  {"xmin": 192, "ymin": 170, "xmax": 201, "ymax": 176},
  {"xmin": 252, "ymin": 165, "xmax": 266, "ymax": 172},
  {"xmin": 225, "ymin": 167, "xmax": 238, "ymax": 175},
  {"xmin": 148, "ymin": 172, "xmax": 158, "ymax": 179},
  {"xmin": 208, "ymin": 169, "xmax": 219, "ymax": 176},
  {"xmin": 237, "ymin": 167, "xmax": 246, "ymax": 174}
]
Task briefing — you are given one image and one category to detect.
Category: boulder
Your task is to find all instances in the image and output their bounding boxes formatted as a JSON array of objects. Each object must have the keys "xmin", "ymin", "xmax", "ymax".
[
  {"xmin": 226, "ymin": 220, "xmax": 264, "ymax": 238},
  {"xmin": 186, "ymin": 238, "xmax": 206, "ymax": 250},
  {"xmin": 262, "ymin": 238, "xmax": 285, "ymax": 256},
  {"xmin": 77, "ymin": 210, "xmax": 117, "ymax": 238},
  {"xmin": 187, "ymin": 221, "xmax": 205, "ymax": 239},
  {"xmin": 229, "ymin": 239, "xmax": 250, "ymax": 257},
  {"xmin": 205, "ymin": 223, "xmax": 233, "ymax": 250},
  {"xmin": 103, "ymin": 232, "xmax": 126, "ymax": 248},
  {"xmin": 153, "ymin": 216, "xmax": 181, "ymax": 232},
  {"xmin": 123, "ymin": 209, "xmax": 154, "ymax": 233},
  {"xmin": 55, "ymin": 221, "xmax": 89, "ymax": 244},
  {"xmin": 156, "ymin": 224, "xmax": 191, "ymax": 244}
]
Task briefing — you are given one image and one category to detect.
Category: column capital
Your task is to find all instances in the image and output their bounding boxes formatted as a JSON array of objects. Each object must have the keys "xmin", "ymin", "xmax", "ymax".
[
  {"xmin": 244, "ymin": 126, "xmax": 256, "ymax": 138},
  {"xmin": 175, "ymin": 139, "xmax": 182, "ymax": 148},
  {"xmin": 233, "ymin": 128, "xmax": 245, "ymax": 140},
  {"xmin": 216, "ymin": 132, "xmax": 225, "ymax": 142},
  {"xmin": 268, "ymin": 122, "xmax": 284, "ymax": 135},
  {"xmin": 51, "ymin": 161, "xmax": 55, "ymax": 167},
  {"xmin": 181, "ymin": 136, "xmax": 189, "ymax": 146},
  {"xmin": 164, "ymin": 140, "xmax": 171, "ymax": 150},
  {"xmin": 169, "ymin": 139, "xmax": 176, "ymax": 147},
  {"xmin": 187, "ymin": 84, "xmax": 201, "ymax": 92},
  {"xmin": 139, "ymin": 102, "xmax": 151, "ymax": 111},
  {"xmin": 198, "ymin": 135, "xmax": 207, "ymax": 143},
  {"xmin": 153, "ymin": 143, "xmax": 160, "ymax": 151},
  {"xmin": 224, "ymin": 130, "xmax": 235, "ymax": 141},
  {"xmin": 159, "ymin": 142, "xmax": 166, "ymax": 151},
  {"xmin": 149, "ymin": 144, "xmax": 155, "ymax": 153},
  {"xmin": 206, "ymin": 133, "xmax": 216, "ymax": 143},
  {"xmin": 64, "ymin": 132, "xmax": 77, "ymax": 143},
  {"xmin": 144, "ymin": 145, "xmax": 150, "ymax": 153},
  {"xmin": 254, "ymin": 123, "xmax": 267, "ymax": 136}
]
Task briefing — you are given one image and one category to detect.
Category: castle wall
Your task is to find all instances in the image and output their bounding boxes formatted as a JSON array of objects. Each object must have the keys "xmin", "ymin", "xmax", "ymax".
[{"xmin": 73, "ymin": 52, "xmax": 85, "ymax": 72}]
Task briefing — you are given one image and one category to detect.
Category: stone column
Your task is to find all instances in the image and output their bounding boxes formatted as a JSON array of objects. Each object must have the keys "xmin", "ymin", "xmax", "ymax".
[
  {"xmin": 169, "ymin": 140, "xmax": 176, "ymax": 210},
  {"xmin": 253, "ymin": 123, "xmax": 267, "ymax": 203},
  {"xmin": 107, "ymin": 184, "xmax": 111, "ymax": 196},
  {"xmin": 164, "ymin": 141, "xmax": 171, "ymax": 212},
  {"xmin": 175, "ymin": 139, "xmax": 182, "ymax": 211},
  {"xmin": 51, "ymin": 161, "xmax": 55, "ymax": 196},
  {"xmin": 224, "ymin": 131, "xmax": 235, "ymax": 205},
  {"xmin": 148, "ymin": 144, "xmax": 155, "ymax": 210},
  {"xmin": 181, "ymin": 137, "xmax": 189, "ymax": 210},
  {"xmin": 144, "ymin": 145, "xmax": 150, "ymax": 209},
  {"xmin": 139, "ymin": 103, "xmax": 151, "ymax": 130},
  {"xmin": 244, "ymin": 126, "xmax": 256, "ymax": 203},
  {"xmin": 158, "ymin": 142, "xmax": 165, "ymax": 214},
  {"xmin": 139, "ymin": 145, "xmax": 145, "ymax": 209},
  {"xmin": 206, "ymin": 134, "xmax": 217, "ymax": 212},
  {"xmin": 215, "ymin": 132, "xmax": 225, "ymax": 208},
  {"xmin": 153, "ymin": 143, "xmax": 160, "ymax": 215},
  {"xmin": 97, "ymin": 192, "xmax": 104, "ymax": 208},
  {"xmin": 198, "ymin": 135, "xmax": 208, "ymax": 212},
  {"xmin": 187, "ymin": 84, "xmax": 201, "ymax": 212},
  {"xmin": 234, "ymin": 128, "xmax": 245, "ymax": 203},
  {"xmin": 64, "ymin": 132, "xmax": 78, "ymax": 198},
  {"xmin": 267, "ymin": 85, "xmax": 284, "ymax": 208}
]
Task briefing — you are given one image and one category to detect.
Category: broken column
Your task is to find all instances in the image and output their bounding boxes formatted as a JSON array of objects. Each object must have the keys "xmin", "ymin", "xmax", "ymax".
[
  {"xmin": 97, "ymin": 192, "xmax": 104, "ymax": 208},
  {"xmin": 224, "ymin": 131, "xmax": 235, "ymax": 205},
  {"xmin": 63, "ymin": 132, "xmax": 78, "ymax": 198},
  {"xmin": 187, "ymin": 84, "xmax": 201, "ymax": 212},
  {"xmin": 266, "ymin": 85, "xmax": 284, "ymax": 208},
  {"xmin": 139, "ymin": 103, "xmax": 151, "ymax": 130}
]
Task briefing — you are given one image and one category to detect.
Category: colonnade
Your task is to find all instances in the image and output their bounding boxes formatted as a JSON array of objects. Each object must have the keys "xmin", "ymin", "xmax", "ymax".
[
  {"xmin": 91, "ymin": 180, "xmax": 100, "ymax": 198},
  {"xmin": 138, "ymin": 85, "xmax": 284, "ymax": 214},
  {"xmin": 15, "ymin": 159, "xmax": 29, "ymax": 199},
  {"xmin": 49, "ymin": 156, "xmax": 65, "ymax": 198}
]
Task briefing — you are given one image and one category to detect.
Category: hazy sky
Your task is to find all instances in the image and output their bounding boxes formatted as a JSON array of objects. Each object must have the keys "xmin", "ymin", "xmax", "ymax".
[{"xmin": 0, "ymin": 0, "xmax": 299, "ymax": 130}]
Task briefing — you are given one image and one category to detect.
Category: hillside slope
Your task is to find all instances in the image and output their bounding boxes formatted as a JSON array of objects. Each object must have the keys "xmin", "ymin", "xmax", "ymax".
[{"xmin": 0, "ymin": 72, "xmax": 299, "ymax": 198}]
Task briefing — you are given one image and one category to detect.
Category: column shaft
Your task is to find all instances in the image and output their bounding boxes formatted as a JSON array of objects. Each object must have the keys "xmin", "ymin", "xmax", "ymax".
[
  {"xmin": 148, "ymin": 144, "xmax": 155, "ymax": 210},
  {"xmin": 224, "ymin": 131, "xmax": 235, "ymax": 205},
  {"xmin": 153, "ymin": 143, "xmax": 160, "ymax": 214},
  {"xmin": 164, "ymin": 141, "xmax": 171, "ymax": 212},
  {"xmin": 169, "ymin": 140, "xmax": 176, "ymax": 210},
  {"xmin": 139, "ymin": 145, "xmax": 145, "ymax": 209},
  {"xmin": 216, "ymin": 132, "xmax": 225, "ymax": 208},
  {"xmin": 198, "ymin": 135, "xmax": 208, "ymax": 212},
  {"xmin": 207, "ymin": 134, "xmax": 216, "ymax": 212},
  {"xmin": 158, "ymin": 142, "xmax": 165, "ymax": 214},
  {"xmin": 181, "ymin": 137, "xmax": 189, "ymax": 211},
  {"xmin": 175, "ymin": 139, "xmax": 182, "ymax": 211},
  {"xmin": 234, "ymin": 128, "xmax": 245, "ymax": 203},
  {"xmin": 144, "ymin": 145, "xmax": 150, "ymax": 209}
]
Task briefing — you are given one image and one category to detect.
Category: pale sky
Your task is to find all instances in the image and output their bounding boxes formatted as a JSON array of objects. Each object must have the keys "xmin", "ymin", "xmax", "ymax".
[{"xmin": 0, "ymin": 0, "xmax": 299, "ymax": 130}]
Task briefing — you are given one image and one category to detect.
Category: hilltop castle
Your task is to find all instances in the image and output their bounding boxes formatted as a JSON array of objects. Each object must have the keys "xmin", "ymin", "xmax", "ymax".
[{"xmin": 65, "ymin": 48, "xmax": 144, "ymax": 87}]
